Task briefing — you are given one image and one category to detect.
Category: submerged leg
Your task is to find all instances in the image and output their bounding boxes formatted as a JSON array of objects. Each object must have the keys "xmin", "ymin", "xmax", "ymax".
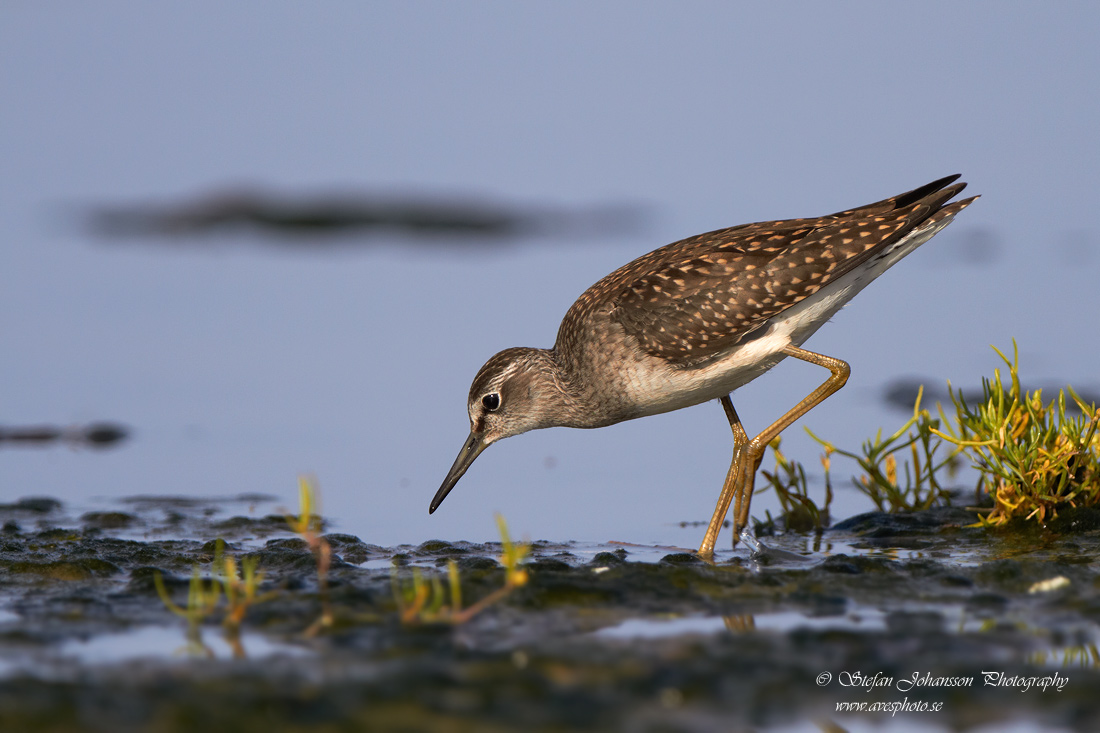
[{"xmin": 696, "ymin": 344, "xmax": 850, "ymax": 557}]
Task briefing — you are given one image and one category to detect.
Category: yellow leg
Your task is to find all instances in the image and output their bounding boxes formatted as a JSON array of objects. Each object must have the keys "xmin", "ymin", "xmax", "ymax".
[
  {"xmin": 696, "ymin": 345, "xmax": 850, "ymax": 557},
  {"xmin": 697, "ymin": 396, "xmax": 749, "ymax": 557}
]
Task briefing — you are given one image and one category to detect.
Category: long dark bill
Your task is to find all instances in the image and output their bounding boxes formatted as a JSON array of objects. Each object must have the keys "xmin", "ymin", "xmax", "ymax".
[{"xmin": 429, "ymin": 431, "xmax": 488, "ymax": 513}]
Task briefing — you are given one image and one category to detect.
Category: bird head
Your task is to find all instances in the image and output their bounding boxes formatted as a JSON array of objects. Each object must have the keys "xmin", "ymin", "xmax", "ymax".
[{"xmin": 429, "ymin": 347, "xmax": 563, "ymax": 513}]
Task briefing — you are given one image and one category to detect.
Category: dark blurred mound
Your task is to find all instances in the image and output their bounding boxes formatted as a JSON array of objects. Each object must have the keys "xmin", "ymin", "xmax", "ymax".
[
  {"xmin": 882, "ymin": 377, "xmax": 1100, "ymax": 414},
  {"xmin": 0, "ymin": 422, "xmax": 128, "ymax": 449},
  {"xmin": 87, "ymin": 188, "xmax": 649, "ymax": 247}
]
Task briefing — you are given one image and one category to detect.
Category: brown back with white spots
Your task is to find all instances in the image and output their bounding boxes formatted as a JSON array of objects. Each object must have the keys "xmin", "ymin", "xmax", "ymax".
[{"xmin": 556, "ymin": 175, "xmax": 976, "ymax": 368}]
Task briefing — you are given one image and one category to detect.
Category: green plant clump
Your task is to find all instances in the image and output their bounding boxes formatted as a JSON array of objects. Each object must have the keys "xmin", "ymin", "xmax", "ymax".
[
  {"xmin": 756, "ymin": 342, "xmax": 1099, "ymax": 530},
  {"xmin": 935, "ymin": 342, "xmax": 1100, "ymax": 526}
]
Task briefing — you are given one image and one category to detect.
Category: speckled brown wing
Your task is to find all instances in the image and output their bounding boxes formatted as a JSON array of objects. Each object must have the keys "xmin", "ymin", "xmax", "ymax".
[{"xmin": 604, "ymin": 176, "xmax": 970, "ymax": 368}]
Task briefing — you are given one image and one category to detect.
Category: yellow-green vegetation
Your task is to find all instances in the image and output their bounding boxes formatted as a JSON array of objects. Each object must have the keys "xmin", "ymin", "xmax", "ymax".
[
  {"xmin": 758, "ymin": 342, "xmax": 1100, "ymax": 529},
  {"xmin": 934, "ymin": 342, "xmax": 1100, "ymax": 526},
  {"xmin": 156, "ymin": 476, "xmax": 533, "ymax": 650},
  {"xmin": 285, "ymin": 475, "xmax": 333, "ymax": 636},
  {"xmin": 809, "ymin": 385, "xmax": 958, "ymax": 513},
  {"xmin": 154, "ymin": 538, "xmax": 273, "ymax": 656},
  {"xmin": 154, "ymin": 564, "xmax": 220, "ymax": 637},
  {"xmin": 1027, "ymin": 642, "xmax": 1100, "ymax": 669},
  {"xmin": 392, "ymin": 513, "xmax": 530, "ymax": 625},
  {"xmin": 758, "ymin": 437, "xmax": 832, "ymax": 532},
  {"xmin": 220, "ymin": 552, "xmax": 273, "ymax": 630},
  {"xmin": 154, "ymin": 477, "xmax": 326, "ymax": 651}
]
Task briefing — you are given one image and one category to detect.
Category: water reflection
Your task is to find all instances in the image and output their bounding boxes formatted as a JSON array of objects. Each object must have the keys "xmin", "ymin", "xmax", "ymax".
[{"xmin": 597, "ymin": 606, "xmax": 1100, "ymax": 671}]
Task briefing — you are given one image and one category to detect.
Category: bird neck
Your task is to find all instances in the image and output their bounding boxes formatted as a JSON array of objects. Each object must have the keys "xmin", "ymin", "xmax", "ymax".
[{"xmin": 537, "ymin": 346, "xmax": 614, "ymax": 429}]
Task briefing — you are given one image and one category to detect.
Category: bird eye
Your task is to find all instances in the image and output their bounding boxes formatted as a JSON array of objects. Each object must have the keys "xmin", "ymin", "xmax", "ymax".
[{"xmin": 482, "ymin": 393, "xmax": 501, "ymax": 411}]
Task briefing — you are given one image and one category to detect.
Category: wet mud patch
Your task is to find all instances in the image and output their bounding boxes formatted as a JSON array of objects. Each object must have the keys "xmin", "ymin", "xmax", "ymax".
[{"xmin": 1, "ymin": 496, "xmax": 1099, "ymax": 731}]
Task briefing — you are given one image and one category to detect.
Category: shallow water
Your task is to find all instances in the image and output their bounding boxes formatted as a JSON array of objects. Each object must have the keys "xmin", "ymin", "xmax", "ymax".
[
  {"xmin": 2, "ymin": 494, "xmax": 1100, "ymax": 731},
  {"xmin": 1, "ymin": 625, "xmax": 312, "ymax": 680}
]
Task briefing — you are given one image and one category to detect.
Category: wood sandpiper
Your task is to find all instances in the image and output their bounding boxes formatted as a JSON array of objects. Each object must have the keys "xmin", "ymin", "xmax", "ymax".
[{"xmin": 430, "ymin": 175, "xmax": 977, "ymax": 557}]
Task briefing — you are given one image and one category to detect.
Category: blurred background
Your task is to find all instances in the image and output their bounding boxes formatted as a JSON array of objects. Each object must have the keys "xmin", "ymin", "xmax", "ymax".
[{"xmin": 2, "ymin": 3, "xmax": 1098, "ymax": 547}]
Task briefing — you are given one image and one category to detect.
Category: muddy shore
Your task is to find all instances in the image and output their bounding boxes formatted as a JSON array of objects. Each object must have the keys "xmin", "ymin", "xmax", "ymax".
[{"xmin": 2, "ymin": 495, "xmax": 1099, "ymax": 732}]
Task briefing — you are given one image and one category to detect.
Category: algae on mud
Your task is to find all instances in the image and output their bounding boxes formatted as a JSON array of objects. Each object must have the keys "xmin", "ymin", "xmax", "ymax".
[{"xmin": 2, "ymin": 493, "xmax": 1100, "ymax": 731}]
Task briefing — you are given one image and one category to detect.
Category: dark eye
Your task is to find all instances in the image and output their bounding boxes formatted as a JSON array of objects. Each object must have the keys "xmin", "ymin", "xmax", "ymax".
[{"xmin": 482, "ymin": 393, "xmax": 501, "ymax": 411}]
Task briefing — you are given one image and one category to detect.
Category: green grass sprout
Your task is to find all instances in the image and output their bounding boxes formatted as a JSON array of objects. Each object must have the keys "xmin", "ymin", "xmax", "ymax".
[
  {"xmin": 286, "ymin": 476, "xmax": 334, "ymax": 636},
  {"xmin": 393, "ymin": 513, "xmax": 530, "ymax": 625},
  {"xmin": 218, "ymin": 551, "xmax": 276, "ymax": 634},
  {"xmin": 154, "ymin": 538, "xmax": 273, "ymax": 657},
  {"xmin": 154, "ymin": 563, "xmax": 220, "ymax": 655},
  {"xmin": 809, "ymin": 385, "xmax": 959, "ymax": 513},
  {"xmin": 756, "ymin": 437, "xmax": 832, "ymax": 533}
]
